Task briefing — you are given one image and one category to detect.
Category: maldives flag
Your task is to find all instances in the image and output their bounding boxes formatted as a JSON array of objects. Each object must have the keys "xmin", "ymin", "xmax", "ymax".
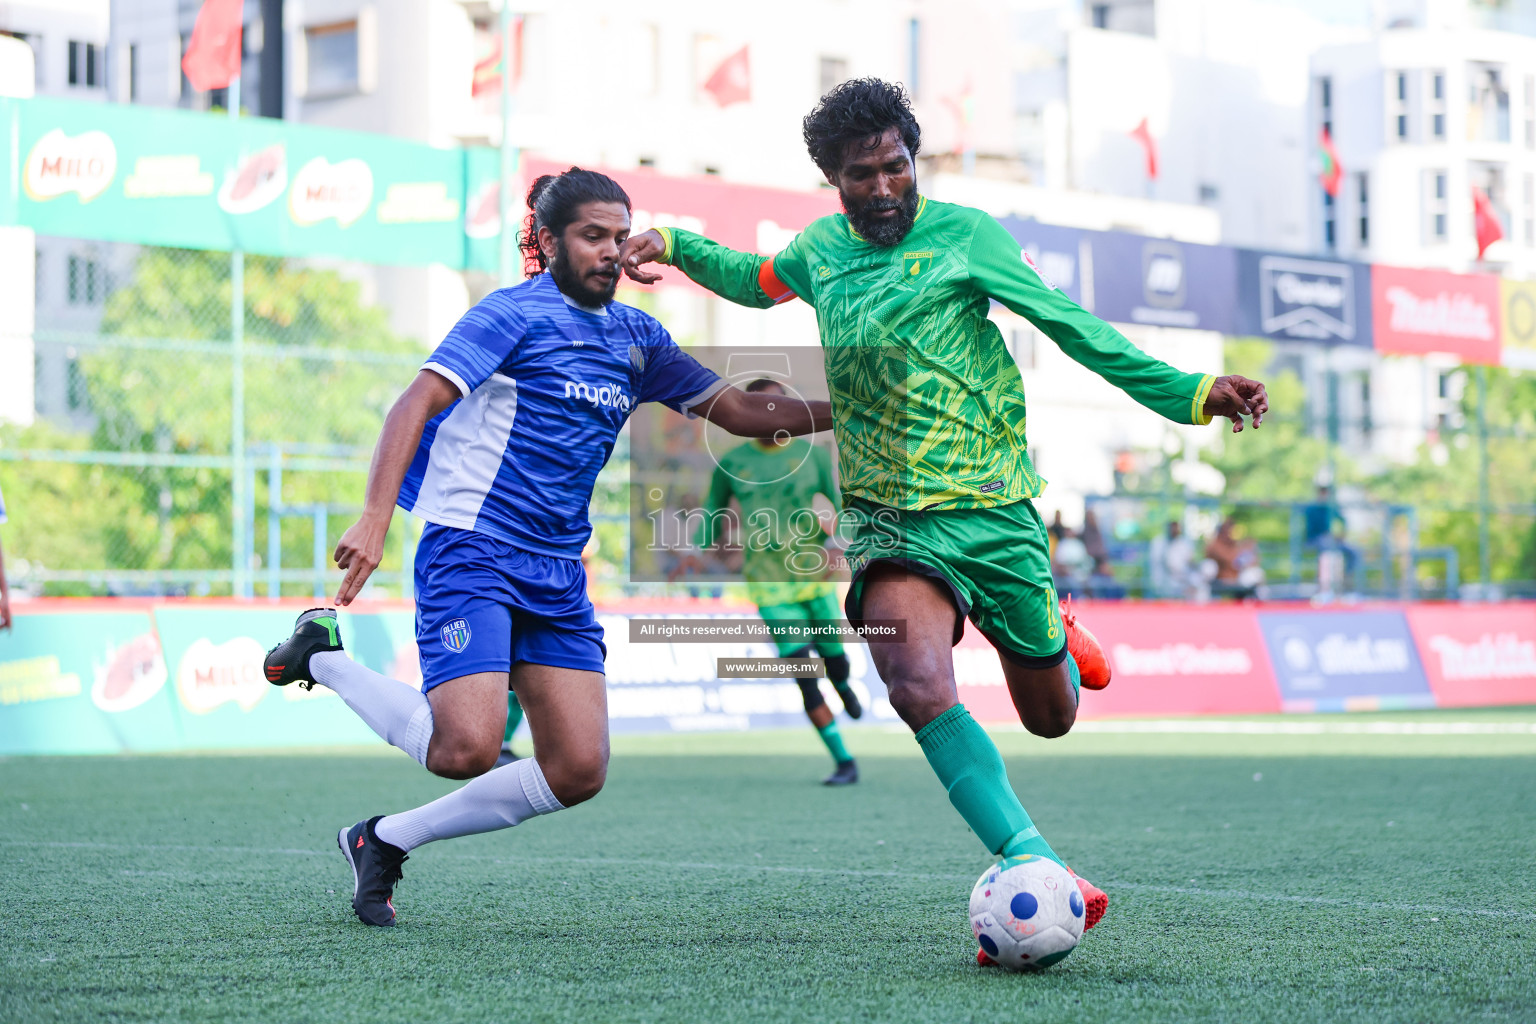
[
  {"xmin": 181, "ymin": 0, "xmax": 244, "ymax": 92},
  {"xmin": 1129, "ymin": 118, "xmax": 1158, "ymax": 180},
  {"xmin": 703, "ymin": 45, "xmax": 751, "ymax": 107},
  {"xmin": 1317, "ymin": 127, "xmax": 1343, "ymax": 198},
  {"xmin": 1473, "ymin": 187, "xmax": 1505, "ymax": 259}
]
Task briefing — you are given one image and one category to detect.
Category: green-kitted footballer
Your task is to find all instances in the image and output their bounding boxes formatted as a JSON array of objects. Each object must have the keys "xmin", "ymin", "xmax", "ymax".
[
  {"xmin": 691, "ymin": 378, "xmax": 861, "ymax": 786},
  {"xmin": 621, "ymin": 78, "xmax": 1268, "ymax": 961}
]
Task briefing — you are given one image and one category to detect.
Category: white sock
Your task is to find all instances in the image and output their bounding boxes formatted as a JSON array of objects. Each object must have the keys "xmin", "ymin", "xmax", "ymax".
[
  {"xmin": 374, "ymin": 757, "xmax": 565, "ymax": 852},
  {"xmin": 309, "ymin": 651, "xmax": 434, "ymax": 767}
]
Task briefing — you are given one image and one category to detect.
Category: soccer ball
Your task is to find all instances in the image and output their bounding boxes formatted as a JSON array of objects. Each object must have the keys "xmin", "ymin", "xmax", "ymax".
[{"xmin": 969, "ymin": 855, "xmax": 1085, "ymax": 971}]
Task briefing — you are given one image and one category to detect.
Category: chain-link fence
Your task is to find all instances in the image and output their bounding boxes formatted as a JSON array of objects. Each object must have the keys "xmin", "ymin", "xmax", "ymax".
[
  {"xmin": 4, "ymin": 237, "xmax": 1534, "ymax": 602},
  {"xmin": 2, "ymin": 240, "xmax": 425, "ymax": 597}
]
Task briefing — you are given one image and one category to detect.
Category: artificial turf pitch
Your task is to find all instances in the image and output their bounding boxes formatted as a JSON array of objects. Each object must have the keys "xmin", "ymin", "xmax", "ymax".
[{"xmin": 2, "ymin": 710, "xmax": 1534, "ymax": 1023}]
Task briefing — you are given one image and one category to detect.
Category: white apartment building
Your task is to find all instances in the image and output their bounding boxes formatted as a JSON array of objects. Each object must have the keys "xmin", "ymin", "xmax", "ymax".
[{"xmin": 1312, "ymin": 12, "xmax": 1536, "ymax": 275}]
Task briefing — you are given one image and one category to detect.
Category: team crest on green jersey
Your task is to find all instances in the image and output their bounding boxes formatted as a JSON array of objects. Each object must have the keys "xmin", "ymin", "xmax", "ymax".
[{"xmin": 902, "ymin": 251, "xmax": 933, "ymax": 277}]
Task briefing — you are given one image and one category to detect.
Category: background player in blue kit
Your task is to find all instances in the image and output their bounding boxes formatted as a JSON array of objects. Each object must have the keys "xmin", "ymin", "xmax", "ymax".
[{"xmin": 264, "ymin": 168, "xmax": 833, "ymax": 926}]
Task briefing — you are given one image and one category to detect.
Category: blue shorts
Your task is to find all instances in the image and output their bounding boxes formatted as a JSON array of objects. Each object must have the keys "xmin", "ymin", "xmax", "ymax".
[{"xmin": 413, "ymin": 523, "xmax": 607, "ymax": 692}]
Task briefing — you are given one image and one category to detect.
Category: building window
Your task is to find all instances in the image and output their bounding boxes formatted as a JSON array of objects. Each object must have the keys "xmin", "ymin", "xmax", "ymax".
[
  {"xmin": 1397, "ymin": 114, "xmax": 1408, "ymax": 139},
  {"xmin": 819, "ymin": 56, "xmax": 848, "ymax": 94},
  {"xmin": 68, "ymin": 40, "xmax": 102, "ymax": 87},
  {"xmin": 1323, "ymin": 190, "xmax": 1336, "ymax": 249},
  {"xmin": 1525, "ymin": 172, "xmax": 1534, "ymax": 245},
  {"xmin": 1357, "ymin": 172, "xmax": 1369, "ymax": 245},
  {"xmin": 0, "ymin": 30, "xmax": 44, "ymax": 87},
  {"xmin": 1321, "ymin": 76, "xmax": 1331, "ymax": 110},
  {"xmin": 1091, "ymin": 4, "xmax": 1110, "ymax": 29},
  {"xmin": 306, "ymin": 21, "xmax": 359, "ymax": 97},
  {"xmin": 1526, "ymin": 76, "xmax": 1535, "ymax": 148},
  {"xmin": 1467, "ymin": 62, "xmax": 1510, "ymax": 143},
  {"xmin": 1433, "ymin": 72, "xmax": 1444, "ymax": 101},
  {"xmin": 128, "ymin": 43, "xmax": 138, "ymax": 101},
  {"xmin": 1433, "ymin": 113, "xmax": 1445, "ymax": 138},
  {"xmin": 1397, "ymin": 72, "xmax": 1407, "ymax": 102},
  {"xmin": 67, "ymin": 256, "xmax": 107, "ymax": 305},
  {"xmin": 1425, "ymin": 170, "xmax": 1449, "ymax": 242},
  {"xmin": 907, "ymin": 18, "xmax": 920, "ymax": 99},
  {"xmin": 1198, "ymin": 183, "xmax": 1219, "ymax": 204},
  {"xmin": 1388, "ymin": 70, "xmax": 1410, "ymax": 142}
]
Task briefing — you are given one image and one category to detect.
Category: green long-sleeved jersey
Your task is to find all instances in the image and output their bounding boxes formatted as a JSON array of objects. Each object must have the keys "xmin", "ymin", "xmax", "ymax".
[
  {"xmin": 657, "ymin": 197, "xmax": 1215, "ymax": 511},
  {"xmin": 697, "ymin": 438, "xmax": 839, "ymax": 607}
]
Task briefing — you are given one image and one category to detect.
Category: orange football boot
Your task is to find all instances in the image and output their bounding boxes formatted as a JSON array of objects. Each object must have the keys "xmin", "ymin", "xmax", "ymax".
[
  {"xmin": 1060, "ymin": 597, "xmax": 1111, "ymax": 690},
  {"xmin": 1068, "ymin": 867, "xmax": 1109, "ymax": 930}
]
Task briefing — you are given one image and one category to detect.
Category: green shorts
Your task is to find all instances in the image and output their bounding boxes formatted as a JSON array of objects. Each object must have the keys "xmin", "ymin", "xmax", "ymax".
[
  {"xmin": 843, "ymin": 497, "xmax": 1067, "ymax": 666},
  {"xmin": 757, "ymin": 589, "xmax": 847, "ymax": 658}
]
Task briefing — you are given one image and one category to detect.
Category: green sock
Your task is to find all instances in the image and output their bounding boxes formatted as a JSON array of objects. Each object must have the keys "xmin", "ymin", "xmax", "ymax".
[
  {"xmin": 503, "ymin": 693, "xmax": 525, "ymax": 745},
  {"xmin": 1065, "ymin": 653, "xmax": 1081, "ymax": 706},
  {"xmin": 816, "ymin": 721, "xmax": 852, "ymax": 765},
  {"xmin": 914, "ymin": 704, "xmax": 1062, "ymax": 865}
]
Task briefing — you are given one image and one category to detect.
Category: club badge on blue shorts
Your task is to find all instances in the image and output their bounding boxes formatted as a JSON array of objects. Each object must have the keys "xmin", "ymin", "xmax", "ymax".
[{"xmin": 441, "ymin": 618, "xmax": 472, "ymax": 654}]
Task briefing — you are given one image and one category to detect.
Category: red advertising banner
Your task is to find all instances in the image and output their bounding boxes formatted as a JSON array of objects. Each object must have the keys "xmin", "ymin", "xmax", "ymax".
[
  {"xmin": 1405, "ymin": 604, "xmax": 1536, "ymax": 708},
  {"xmin": 523, "ymin": 156, "xmax": 840, "ymax": 294},
  {"xmin": 953, "ymin": 606, "xmax": 1281, "ymax": 722},
  {"xmin": 1371, "ymin": 264, "xmax": 1502, "ymax": 364}
]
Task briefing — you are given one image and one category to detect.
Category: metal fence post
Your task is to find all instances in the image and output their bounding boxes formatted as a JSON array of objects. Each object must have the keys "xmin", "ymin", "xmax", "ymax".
[
  {"xmin": 1477, "ymin": 364, "xmax": 1490, "ymax": 587},
  {"xmin": 229, "ymin": 75, "xmax": 248, "ymax": 598}
]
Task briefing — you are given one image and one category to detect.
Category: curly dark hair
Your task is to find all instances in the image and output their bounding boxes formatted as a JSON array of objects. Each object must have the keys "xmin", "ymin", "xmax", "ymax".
[
  {"xmin": 802, "ymin": 78, "xmax": 921, "ymax": 177},
  {"xmin": 519, "ymin": 167, "xmax": 631, "ymax": 277}
]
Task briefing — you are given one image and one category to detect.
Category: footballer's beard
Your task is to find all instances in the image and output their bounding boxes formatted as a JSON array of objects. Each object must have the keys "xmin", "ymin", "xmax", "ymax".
[
  {"xmin": 842, "ymin": 182, "xmax": 920, "ymax": 248},
  {"xmin": 549, "ymin": 241, "xmax": 619, "ymax": 307}
]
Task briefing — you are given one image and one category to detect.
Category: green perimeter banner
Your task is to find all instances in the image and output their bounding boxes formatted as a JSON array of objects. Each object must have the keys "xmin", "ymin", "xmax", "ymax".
[
  {"xmin": 0, "ymin": 606, "xmax": 416, "ymax": 754},
  {"xmin": 0, "ymin": 96, "xmax": 476, "ymax": 268}
]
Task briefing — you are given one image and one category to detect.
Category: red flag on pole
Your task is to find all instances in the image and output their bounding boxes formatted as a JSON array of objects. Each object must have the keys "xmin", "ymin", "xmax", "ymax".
[
  {"xmin": 702, "ymin": 45, "xmax": 751, "ymax": 107},
  {"xmin": 181, "ymin": 0, "xmax": 244, "ymax": 92},
  {"xmin": 1317, "ymin": 127, "xmax": 1343, "ymax": 198},
  {"xmin": 1473, "ymin": 187, "xmax": 1505, "ymax": 260},
  {"xmin": 1129, "ymin": 118, "xmax": 1158, "ymax": 180}
]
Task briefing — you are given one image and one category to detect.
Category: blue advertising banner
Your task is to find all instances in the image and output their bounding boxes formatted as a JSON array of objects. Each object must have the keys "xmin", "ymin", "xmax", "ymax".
[
  {"xmin": 1236, "ymin": 249, "xmax": 1373, "ymax": 346},
  {"xmin": 1257, "ymin": 610, "xmax": 1433, "ymax": 711},
  {"xmin": 1087, "ymin": 230, "xmax": 1240, "ymax": 333},
  {"xmin": 995, "ymin": 218, "xmax": 1088, "ymax": 306}
]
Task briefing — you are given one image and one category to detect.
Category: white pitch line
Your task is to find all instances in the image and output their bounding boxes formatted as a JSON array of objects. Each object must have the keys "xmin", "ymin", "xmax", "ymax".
[
  {"xmin": 4, "ymin": 840, "xmax": 1534, "ymax": 921},
  {"xmin": 1072, "ymin": 720, "xmax": 1536, "ymax": 736},
  {"xmin": 1104, "ymin": 882, "xmax": 1536, "ymax": 921}
]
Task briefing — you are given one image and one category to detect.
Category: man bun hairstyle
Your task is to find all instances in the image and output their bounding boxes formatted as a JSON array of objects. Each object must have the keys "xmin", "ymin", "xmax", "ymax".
[
  {"xmin": 520, "ymin": 167, "xmax": 632, "ymax": 277},
  {"xmin": 802, "ymin": 78, "xmax": 922, "ymax": 177}
]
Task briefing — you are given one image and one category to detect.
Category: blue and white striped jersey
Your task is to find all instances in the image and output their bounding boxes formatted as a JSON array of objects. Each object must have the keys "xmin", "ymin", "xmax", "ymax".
[{"xmin": 398, "ymin": 274, "xmax": 723, "ymax": 558}]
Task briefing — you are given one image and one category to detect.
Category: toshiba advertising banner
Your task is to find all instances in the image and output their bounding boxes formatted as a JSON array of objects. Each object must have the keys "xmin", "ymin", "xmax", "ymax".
[
  {"xmin": 1371, "ymin": 264, "xmax": 1502, "ymax": 364},
  {"xmin": 1406, "ymin": 605, "xmax": 1536, "ymax": 708}
]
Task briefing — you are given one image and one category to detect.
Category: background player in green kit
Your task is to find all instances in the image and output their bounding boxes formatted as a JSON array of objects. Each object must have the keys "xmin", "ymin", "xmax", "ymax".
[
  {"xmin": 620, "ymin": 79, "xmax": 1268, "ymax": 952},
  {"xmin": 690, "ymin": 378, "xmax": 861, "ymax": 786}
]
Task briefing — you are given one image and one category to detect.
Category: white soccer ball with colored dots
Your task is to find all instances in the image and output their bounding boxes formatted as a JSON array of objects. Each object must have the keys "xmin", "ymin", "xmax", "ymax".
[{"xmin": 968, "ymin": 854, "xmax": 1085, "ymax": 971}]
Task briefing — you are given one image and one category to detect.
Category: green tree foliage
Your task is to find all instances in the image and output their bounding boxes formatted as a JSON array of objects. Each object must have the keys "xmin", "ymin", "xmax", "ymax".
[{"xmin": 1, "ymin": 249, "xmax": 424, "ymax": 591}]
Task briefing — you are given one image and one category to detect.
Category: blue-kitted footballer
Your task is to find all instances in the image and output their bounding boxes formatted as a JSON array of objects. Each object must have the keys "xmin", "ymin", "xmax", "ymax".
[{"xmin": 264, "ymin": 168, "xmax": 833, "ymax": 927}]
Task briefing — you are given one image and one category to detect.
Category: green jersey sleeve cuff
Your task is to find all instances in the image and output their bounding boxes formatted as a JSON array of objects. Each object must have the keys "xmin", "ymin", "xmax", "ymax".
[
  {"xmin": 1191, "ymin": 374, "xmax": 1216, "ymax": 425},
  {"xmin": 655, "ymin": 226, "xmax": 675, "ymax": 264}
]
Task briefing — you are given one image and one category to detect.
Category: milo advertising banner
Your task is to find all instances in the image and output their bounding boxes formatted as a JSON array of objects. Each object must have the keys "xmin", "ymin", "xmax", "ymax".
[{"xmin": 0, "ymin": 96, "xmax": 469, "ymax": 268}]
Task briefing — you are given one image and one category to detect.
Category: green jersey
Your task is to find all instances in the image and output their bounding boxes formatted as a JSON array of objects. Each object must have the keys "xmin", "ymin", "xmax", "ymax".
[
  {"xmin": 698, "ymin": 437, "xmax": 839, "ymax": 608},
  {"xmin": 657, "ymin": 198, "xmax": 1215, "ymax": 511}
]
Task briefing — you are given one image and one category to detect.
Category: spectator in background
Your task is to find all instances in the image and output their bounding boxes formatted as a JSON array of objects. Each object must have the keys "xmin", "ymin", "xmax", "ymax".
[
  {"xmin": 0, "ymin": 483, "xmax": 9, "ymax": 631},
  {"xmin": 1051, "ymin": 527, "xmax": 1093, "ymax": 599},
  {"xmin": 1204, "ymin": 518, "xmax": 1265, "ymax": 601},
  {"xmin": 1303, "ymin": 484, "xmax": 1360, "ymax": 592},
  {"xmin": 1081, "ymin": 509, "xmax": 1109, "ymax": 567},
  {"xmin": 1148, "ymin": 520, "xmax": 1205, "ymax": 601}
]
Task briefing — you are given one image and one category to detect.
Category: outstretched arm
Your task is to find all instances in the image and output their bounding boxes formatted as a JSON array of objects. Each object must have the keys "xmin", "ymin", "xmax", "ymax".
[
  {"xmin": 968, "ymin": 215, "xmax": 1265, "ymax": 431},
  {"xmin": 332, "ymin": 369, "xmax": 461, "ymax": 606},
  {"xmin": 620, "ymin": 228, "xmax": 799, "ymax": 309},
  {"xmin": 689, "ymin": 386, "xmax": 834, "ymax": 437}
]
